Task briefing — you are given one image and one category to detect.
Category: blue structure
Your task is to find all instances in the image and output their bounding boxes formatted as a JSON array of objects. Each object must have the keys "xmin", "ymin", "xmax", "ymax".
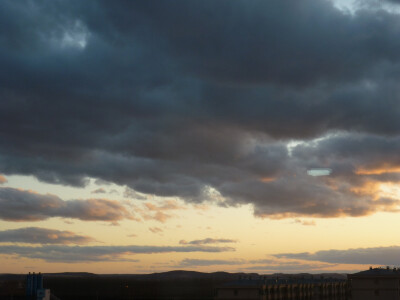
[{"xmin": 26, "ymin": 272, "xmax": 43, "ymax": 299}]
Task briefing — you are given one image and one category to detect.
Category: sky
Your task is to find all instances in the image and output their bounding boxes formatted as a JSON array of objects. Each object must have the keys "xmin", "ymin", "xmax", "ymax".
[{"xmin": 2, "ymin": 0, "xmax": 400, "ymax": 274}]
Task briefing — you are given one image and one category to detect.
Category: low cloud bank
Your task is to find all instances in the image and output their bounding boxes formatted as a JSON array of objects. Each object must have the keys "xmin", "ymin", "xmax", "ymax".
[
  {"xmin": 0, "ymin": 187, "xmax": 133, "ymax": 222},
  {"xmin": 0, "ymin": 227, "xmax": 95, "ymax": 244}
]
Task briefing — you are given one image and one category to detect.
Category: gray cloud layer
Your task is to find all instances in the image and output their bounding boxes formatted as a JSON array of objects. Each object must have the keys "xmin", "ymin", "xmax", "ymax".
[
  {"xmin": 0, "ymin": 227, "xmax": 94, "ymax": 244},
  {"xmin": 1, "ymin": 0, "xmax": 400, "ymax": 218},
  {"xmin": 0, "ymin": 187, "xmax": 133, "ymax": 222},
  {"xmin": 274, "ymin": 246, "xmax": 400, "ymax": 265},
  {"xmin": 0, "ymin": 244, "xmax": 235, "ymax": 263}
]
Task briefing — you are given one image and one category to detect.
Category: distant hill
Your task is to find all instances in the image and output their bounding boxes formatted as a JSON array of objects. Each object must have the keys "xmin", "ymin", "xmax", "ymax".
[
  {"xmin": 42, "ymin": 272, "xmax": 99, "ymax": 277},
  {"xmin": 0, "ymin": 270, "xmax": 347, "ymax": 281},
  {"xmin": 107, "ymin": 270, "xmax": 259, "ymax": 280}
]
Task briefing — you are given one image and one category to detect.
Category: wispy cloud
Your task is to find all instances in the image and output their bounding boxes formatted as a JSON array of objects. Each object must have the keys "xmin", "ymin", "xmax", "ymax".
[
  {"xmin": 243, "ymin": 258, "xmax": 338, "ymax": 273},
  {"xmin": 243, "ymin": 262, "xmax": 338, "ymax": 273},
  {"xmin": 0, "ymin": 187, "xmax": 133, "ymax": 222},
  {"xmin": 124, "ymin": 188, "xmax": 147, "ymax": 200},
  {"xmin": 173, "ymin": 257, "xmax": 336, "ymax": 273},
  {"xmin": 0, "ymin": 227, "xmax": 95, "ymax": 244},
  {"xmin": 294, "ymin": 219, "xmax": 316, "ymax": 226},
  {"xmin": 91, "ymin": 188, "xmax": 106, "ymax": 194},
  {"xmin": 149, "ymin": 227, "xmax": 163, "ymax": 234},
  {"xmin": 179, "ymin": 238, "xmax": 237, "ymax": 245},
  {"xmin": 131, "ymin": 200, "xmax": 185, "ymax": 223},
  {"xmin": 177, "ymin": 258, "xmax": 245, "ymax": 267},
  {"xmin": 94, "ymin": 179, "xmax": 112, "ymax": 186}
]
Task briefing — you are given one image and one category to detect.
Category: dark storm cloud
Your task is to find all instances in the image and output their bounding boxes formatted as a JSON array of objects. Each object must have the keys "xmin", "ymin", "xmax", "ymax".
[
  {"xmin": 0, "ymin": 244, "xmax": 235, "ymax": 263},
  {"xmin": 179, "ymin": 238, "xmax": 237, "ymax": 245},
  {"xmin": 274, "ymin": 246, "xmax": 400, "ymax": 265},
  {"xmin": 97, "ymin": 0, "xmax": 400, "ymax": 87},
  {"xmin": 0, "ymin": 187, "xmax": 133, "ymax": 222},
  {"xmin": 292, "ymin": 133, "xmax": 400, "ymax": 177},
  {"xmin": 0, "ymin": 227, "xmax": 95, "ymax": 244},
  {"xmin": 2, "ymin": 0, "xmax": 400, "ymax": 219}
]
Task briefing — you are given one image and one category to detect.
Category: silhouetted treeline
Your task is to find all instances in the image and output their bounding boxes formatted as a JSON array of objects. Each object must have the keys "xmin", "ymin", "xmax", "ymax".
[{"xmin": 0, "ymin": 274, "xmax": 25, "ymax": 300}]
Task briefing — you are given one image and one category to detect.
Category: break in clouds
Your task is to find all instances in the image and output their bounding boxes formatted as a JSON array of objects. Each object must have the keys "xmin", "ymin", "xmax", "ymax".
[{"xmin": 2, "ymin": 0, "xmax": 400, "ymax": 219}]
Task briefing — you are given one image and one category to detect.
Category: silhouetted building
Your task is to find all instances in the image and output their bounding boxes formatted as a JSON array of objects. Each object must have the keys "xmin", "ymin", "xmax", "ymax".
[
  {"xmin": 216, "ymin": 279, "xmax": 266, "ymax": 300},
  {"xmin": 348, "ymin": 267, "xmax": 400, "ymax": 300},
  {"xmin": 215, "ymin": 277, "xmax": 347, "ymax": 300},
  {"xmin": 26, "ymin": 272, "xmax": 43, "ymax": 299},
  {"xmin": 26, "ymin": 273, "xmax": 50, "ymax": 300}
]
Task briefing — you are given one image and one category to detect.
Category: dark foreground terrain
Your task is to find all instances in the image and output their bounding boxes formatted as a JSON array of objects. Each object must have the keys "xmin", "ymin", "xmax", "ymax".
[{"xmin": 0, "ymin": 271, "xmax": 346, "ymax": 300}]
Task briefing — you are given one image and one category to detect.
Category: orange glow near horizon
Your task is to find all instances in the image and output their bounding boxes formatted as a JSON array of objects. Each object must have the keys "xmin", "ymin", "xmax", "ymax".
[
  {"xmin": 355, "ymin": 166, "xmax": 400, "ymax": 175},
  {"xmin": 2, "ymin": 174, "xmax": 400, "ymax": 274}
]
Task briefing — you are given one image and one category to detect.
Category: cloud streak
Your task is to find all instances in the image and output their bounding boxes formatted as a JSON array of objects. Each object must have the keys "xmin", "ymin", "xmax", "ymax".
[
  {"xmin": 179, "ymin": 238, "xmax": 237, "ymax": 245},
  {"xmin": 274, "ymin": 245, "xmax": 400, "ymax": 265},
  {"xmin": 173, "ymin": 257, "xmax": 336, "ymax": 273},
  {"xmin": 0, "ymin": 244, "xmax": 235, "ymax": 263},
  {"xmin": 177, "ymin": 259, "xmax": 245, "ymax": 267},
  {"xmin": 148, "ymin": 227, "xmax": 163, "ymax": 234}
]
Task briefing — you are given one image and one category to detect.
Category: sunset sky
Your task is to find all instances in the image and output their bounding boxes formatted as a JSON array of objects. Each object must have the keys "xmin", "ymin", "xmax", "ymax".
[{"xmin": 2, "ymin": 0, "xmax": 400, "ymax": 274}]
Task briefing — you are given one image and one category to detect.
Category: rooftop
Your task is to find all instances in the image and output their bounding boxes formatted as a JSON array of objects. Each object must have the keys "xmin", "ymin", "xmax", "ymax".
[
  {"xmin": 349, "ymin": 267, "xmax": 400, "ymax": 278},
  {"xmin": 219, "ymin": 277, "xmax": 346, "ymax": 288}
]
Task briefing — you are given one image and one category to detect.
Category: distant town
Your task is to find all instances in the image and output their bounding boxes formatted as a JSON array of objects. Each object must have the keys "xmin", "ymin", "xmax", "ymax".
[{"xmin": 1, "ymin": 267, "xmax": 399, "ymax": 300}]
